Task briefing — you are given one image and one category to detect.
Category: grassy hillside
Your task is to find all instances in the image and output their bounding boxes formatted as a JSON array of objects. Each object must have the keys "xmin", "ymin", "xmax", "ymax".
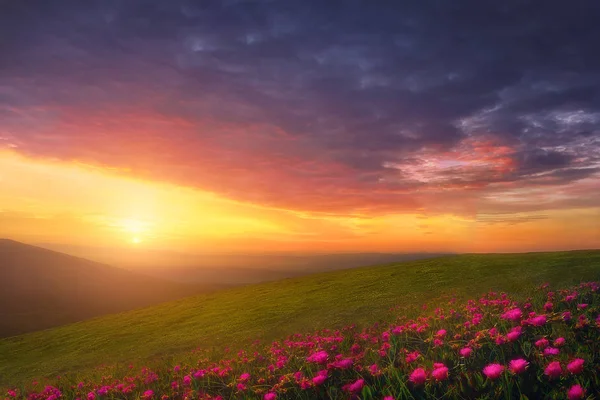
[
  {"xmin": 0, "ymin": 239, "xmax": 227, "ymax": 337},
  {"xmin": 1, "ymin": 250, "xmax": 600, "ymax": 386}
]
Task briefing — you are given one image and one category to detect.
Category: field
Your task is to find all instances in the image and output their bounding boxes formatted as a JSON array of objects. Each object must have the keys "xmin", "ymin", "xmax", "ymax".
[{"xmin": 2, "ymin": 250, "xmax": 600, "ymax": 397}]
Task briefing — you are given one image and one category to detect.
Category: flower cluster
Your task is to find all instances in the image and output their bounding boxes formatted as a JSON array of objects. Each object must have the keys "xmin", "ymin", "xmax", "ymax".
[{"xmin": 4, "ymin": 281, "xmax": 600, "ymax": 399}]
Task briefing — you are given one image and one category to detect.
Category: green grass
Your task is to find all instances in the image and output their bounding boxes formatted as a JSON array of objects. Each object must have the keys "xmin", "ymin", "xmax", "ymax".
[{"xmin": 1, "ymin": 250, "xmax": 600, "ymax": 386}]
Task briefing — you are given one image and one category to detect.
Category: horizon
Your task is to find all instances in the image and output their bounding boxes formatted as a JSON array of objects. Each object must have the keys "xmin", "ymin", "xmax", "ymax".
[{"xmin": 1, "ymin": 1, "xmax": 600, "ymax": 255}]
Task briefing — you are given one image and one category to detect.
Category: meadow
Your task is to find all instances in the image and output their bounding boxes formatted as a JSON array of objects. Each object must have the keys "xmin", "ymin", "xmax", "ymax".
[{"xmin": 2, "ymin": 250, "xmax": 600, "ymax": 399}]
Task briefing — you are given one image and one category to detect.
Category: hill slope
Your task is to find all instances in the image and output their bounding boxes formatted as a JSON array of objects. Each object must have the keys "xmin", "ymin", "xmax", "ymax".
[
  {"xmin": 1, "ymin": 249, "xmax": 600, "ymax": 385},
  {"xmin": 0, "ymin": 239, "xmax": 225, "ymax": 338}
]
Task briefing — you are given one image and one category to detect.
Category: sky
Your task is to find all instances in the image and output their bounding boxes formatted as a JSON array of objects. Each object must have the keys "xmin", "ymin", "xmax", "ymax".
[{"xmin": 1, "ymin": 0, "xmax": 599, "ymax": 254}]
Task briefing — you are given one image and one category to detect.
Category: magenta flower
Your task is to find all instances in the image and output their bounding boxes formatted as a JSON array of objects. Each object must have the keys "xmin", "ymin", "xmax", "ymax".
[
  {"xmin": 509, "ymin": 359, "xmax": 529, "ymax": 374},
  {"xmin": 501, "ymin": 308, "xmax": 523, "ymax": 322},
  {"xmin": 544, "ymin": 361, "xmax": 562, "ymax": 379},
  {"xmin": 345, "ymin": 378, "xmax": 365, "ymax": 393},
  {"xmin": 405, "ymin": 351, "xmax": 420, "ymax": 363},
  {"xmin": 431, "ymin": 365, "xmax": 449, "ymax": 382},
  {"xmin": 436, "ymin": 329, "xmax": 447, "ymax": 337},
  {"xmin": 535, "ymin": 338, "xmax": 549, "ymax": 348},
  {"xmin": 567, "ymin": 358, "xmax": 585, "ymax": 374},
  {"xmin": 543, "ymin": 347, "xmax": 559, "ymax": 356},
  {"xmin": 563, "ymin": 311, "xmax": 572, "ymax": 321},
  {"xmin": 483, "ymin": 364, "xmax": 505, "ymax": 380},
  {"xmin": 87, "ymin": 392, "xmax": 96, "ymax": 400},
  {"xmin": 312, "ymin": 370, "xmax": 328, "ymax": 386},
  {"xmin": 307, "ymin": 350, "xmax": 328, "ymax": 364},
  {"xmin": 506, "ymin": 329, "xmax": 521, "ymax": 342},
  {"xmin": 264, "ymin": 393, "xmax": 277, "ymax": 400},
  {"xmin": 553, "ymin": 337, "xmax": 566, "ymax": 347},
  {"xmin": 567, "ymin": 384, "xmax": 586, "ymax": 400},
  {"xmin": 142, "ymin": 390, "xmax": 154, "ymax": 399},
  {"xmin": 409, "ymin": 368, "xmax": 427, "ymax": 385},
  {"xmin": 530, "ymin": 315, "xmax": 547, "ymax": 326},
  {"xmin": 459, "ymin": 347, "xmax": 472, "ymax": 358}
]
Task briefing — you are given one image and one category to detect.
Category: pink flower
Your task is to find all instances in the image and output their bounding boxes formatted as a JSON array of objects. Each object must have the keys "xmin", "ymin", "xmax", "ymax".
[
  {"xmin": 432, "ymin": 365, "xmax": 449, "ymax": 382},
  {"xmin": 530, "ymin": 315, "xmax": 547, "ymax": 326},
  {"xmin": 567, "ymin": 358, "xmax": 585, "ymax": 374},
  {"xmin": 567, "ymin": 384, "xmax": 586, "ymax": 400},
  {"xmin": 345, "ymin": 379, "xmax": 365, "ymax": 393},
  {"xmin": 405, "ymin": 351, "xmax": 420, "ymax": 363},
  {"xmin": 183, "ymin": 375, "xmax": 192, "ymax": 386},
  {"xmin": 142, "ymin": 390, "xmax": 154, "ymax": 399},
  {"xmin": 543, "ymin": 347, "xmax": 559, "ymax": 356},
  {"xmin": 236, "ymin": 383, "xmax": 247, "ymax": 391},
  {"xmin": 506, "ymin": 329, "xmax": 521, "ymax": 342},
  {"xmin": 483, "ymin": 364, "xmax": 505, "ymax": 380},
  {"xmin": 501, "ymin": 308, "xmax": 523, "ymax": 322},
  {"xmin": 563, "ymin": 311, "xmax": 572, "ymax": 321},
  {"xmin": 544, "ymin": 361, "xmax": 562, "ymax": 379},
  {"xmin": 87, "ymin": 392, "xmax": 96, "ymax": 400},
  {"xmin": 553, "ymin": 337, "xmax": 566, "ymax": 347},
  {"xmin": 509, "ymin": 359, "xmax": 529, "ymax": 374},
  {"xmin": 369, "ymin": 364, "xmax": 380, "ymax": 376},
  {"xmin": 307, "ymin": 350, "xmax": 328, "ymax": 364},
  {"xmin": 312, "ymin": 370, "xmax": 328, "ymax": 386},
  {"xmin": 409, "ymin": 368, "xmax": 427, "ymax": 385},
  {"xmin": 383, "ymin": 397, "xmax": 395, "ymax": 400},
  {"xmin": 543, "ymin": 302, "xmax": 553, "ymax": 311},
  {"xmin": 333, "ymin": 358, "xmax": 353, "ymax": 369},
  {"xmin": 264, "ymin": 393, "xmax": 277, "ymax": 400},
  {"xmin": 459, "ymin": 347, "xmax": 472, "ymax": 358},
  {"xmin": 577, "ymin": 303, "xmax": 588, "ymax": 309},
  {"xmin": 535, "ymin": 338, "xmax": 549, "ymax": 348},
  {"xmin": 239, "ymin": 372, "xmax": 251, "ymax": 382},
  {"xmin": 436, "ymin": 329, "xmax": 447, "ymax": 337}
]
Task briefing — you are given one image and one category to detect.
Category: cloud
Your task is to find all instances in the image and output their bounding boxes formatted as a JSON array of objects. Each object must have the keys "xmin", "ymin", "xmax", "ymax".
[{"xmin": 1, "ymin": 0, "xmax": 600, "ymax": 216}]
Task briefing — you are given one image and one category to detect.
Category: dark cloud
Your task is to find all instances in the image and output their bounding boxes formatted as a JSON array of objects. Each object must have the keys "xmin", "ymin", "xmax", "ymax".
[{"xmin": 1, "ymin": 0, "xmax": 600, "ymax": 215}]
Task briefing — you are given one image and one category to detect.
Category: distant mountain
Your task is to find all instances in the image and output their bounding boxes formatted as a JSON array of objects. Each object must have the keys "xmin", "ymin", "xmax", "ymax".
[
  {"xmin": 127, "ymin": 252, "xmax": 452, "ymax": 284},
  {"xmin": 0, "ymin": 239, "xmax": 228, "ymax": 337}
]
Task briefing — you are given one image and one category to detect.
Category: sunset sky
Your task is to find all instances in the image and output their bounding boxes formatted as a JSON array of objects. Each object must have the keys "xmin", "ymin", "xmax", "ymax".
[{"xmin": 1, "ymin": 1, "xmax": 599, "ymax": 254}]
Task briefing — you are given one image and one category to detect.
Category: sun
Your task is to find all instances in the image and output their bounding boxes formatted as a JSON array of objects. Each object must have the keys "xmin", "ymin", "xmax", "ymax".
[{"xmin": 132, "ymin": 236, "xmax": 142, "ymax": 244}]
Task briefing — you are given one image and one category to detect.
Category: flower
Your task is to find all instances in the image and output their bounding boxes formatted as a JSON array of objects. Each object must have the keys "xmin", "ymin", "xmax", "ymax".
[
  {"xmin": 501, "ymin": 308, "xmax": 523, "ymax": 322},
  {"xmin": 345, "ymin": 378, "xmax": 365, "ymax": 393},
  {"xmin": 409, "ymin": 368, "xmax": 427, "ymax": 385},
  {"xmin": 563, "ymin": 311, "xmax": 572, "ymax": 321},
  {"xmin": 307, "ymin": 350, "xmax": 328, "ymax": 364},
  {"xmin": 567, "ymin": 384, "xmax": 585, "ymax": 400},
  {"xmin": 405, "ymin": 351, "xmax": 420, "ymax": 363},
  {"xmin": 312, "ymin": 370, "xmax": 328, "ymax": 386},
  {"xmin": 543, "ymin": 347, "xmax": 559, "ymax": 356},
  {"xmin": 431, "ymin": 365, "xmax": 449, "ymax": 381},
  {"xmin": 506, "ymin": 328, "xmax": 521, "ymax": 342},
  {"xmin": 436, "ymin": 329, "xmax": 447, "ymax": 337},
  {"xmin": 483, "ymin": 364, "xmax": 505, "ymax": 380},
  {"xmin": 509, "ymin": 359, "xmax": 529, "ymax": 374},
  {"xmin": 530, "ymin": 315, "xmax": 547, "ymax": 326},
  {"xmin": 544, "ymin": 361, "xmax": 562, "ymax": 379},
  {"xmin": 553, "ymin": 337, "xmax": 566, "ymax": 347},
  {"xmin": 142, "ymin": 390, "xmax": 154, "ymax": 399},
  {"xmin": 567, "ymin": 358, "xmax": 585, "ymax": 374},
  {"xmin": 459, "ymin": 347, "xmax": 472, "ymax": 357},
  {"xmin": 239, "ymin": 373, "xmax": 251, "ymax": 382},
  {"xmin": 264, "ymin": 393, "xmax": 277, "ymax": 400},
  {"xmin": 535, "ymin": 338, "xmax": 549, "ymax": 348}
]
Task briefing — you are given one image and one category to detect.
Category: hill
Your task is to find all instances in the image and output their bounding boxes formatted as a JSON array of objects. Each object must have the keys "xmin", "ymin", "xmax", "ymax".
[
  {"xmin": 1, "ymin": 249, "xmax": 600, "ymax": 386},
  {"xmin": 0, "ymin": 239, "xmax": 227, "ymax": 338}
]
